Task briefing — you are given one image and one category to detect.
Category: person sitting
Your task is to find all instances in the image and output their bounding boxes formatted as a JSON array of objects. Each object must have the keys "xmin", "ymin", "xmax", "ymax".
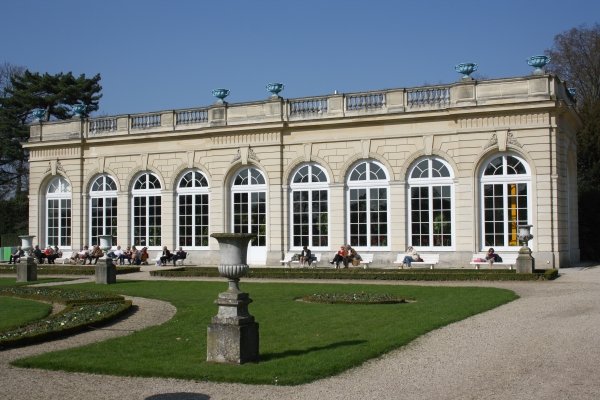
[
  {"xmin": 171, "ymin": 247, "xmax": 187, "ymax": 266},
  {"xmin": 159, "ymin": 246, "xmax": 172, "ymax": 266},
  {"xmin": 485, "ymin": 247, "xmax": 502, "ymax": 265},
  {"xmin": 401, "ymin": 246, "xmax": 420, "ymax": 269},
  {"xmin": 299, "ymin": 245, "xmax": 312, "ymax": 267},
  {"xmin": 132, "ymin": 246, "xmax": 142, "ymax": 265},
  {"xmin": 109, "ymin": 245, "xmax": 122, "ymax": 261},
  {"xmin": 33, "ymin": 245, "xmax": 45, "ymax": 264},
  {"xmin": 8, "ymin": 246, "xmax": 24, "ymax": 264},
  {"xmin": 53, "ymin": 246, "xmax": 62, "ymax": 260},
  {"xmin": 346, "ymin": 246, "xmax": 362, "ymax": 267},
  {"xmin": 78, "ymin": 246, "xmax": 90, "ymax": 264},
  {"xmin": 138, "ymin": 247, "xmax": 149, "ymax": 265},
  {"xmin": 44, "ymin": 246, "xmax": 57, "ymax": 264},
  {"xmin": 70, "ymin": 251, "xmax": 80, "ymax": 264},
  {"xmin": 119, "ymin": 246, "xmax": 133, "ymax": 265},
  {"xmin": 88, "ymin": 245, "xmax": 104, "ymax": 265},
  {"xmin": 330, "ymin": 246, "xmax": 348, "ymax": 269}
]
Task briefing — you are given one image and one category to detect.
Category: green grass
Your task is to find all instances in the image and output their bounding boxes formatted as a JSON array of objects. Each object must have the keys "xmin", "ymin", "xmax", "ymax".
[
  {"xmin": 12, "ymin": 280, "xmax": 518, "ymax": 385},
  {"xmin": 0, "ymin": 297, "xmax": 52, "ymax": 331}
]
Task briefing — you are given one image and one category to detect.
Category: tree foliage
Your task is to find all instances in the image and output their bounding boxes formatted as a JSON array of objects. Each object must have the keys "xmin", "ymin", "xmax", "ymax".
[
  {"xmin": 0, "ymin": 66, "xmax": 102, "ymax": 238},
  {"xmin": 546, "ymin": 24, "xmax": 600, "ymax": 260}
]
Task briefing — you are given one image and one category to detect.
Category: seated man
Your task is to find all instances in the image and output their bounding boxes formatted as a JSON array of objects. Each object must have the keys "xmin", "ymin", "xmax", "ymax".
[
  {"xmin": 159, "ymin": 246, "xmax": 172, "ymax": 266},
  {"xmin": 8, "ymin": 246, "xmax": 25, "ymax": 264},
  {"xmin": 33, "ymin": 245, "xmax": 45, "ymax": 264},
  {"xmin": 78, "ymin": 245, "xmax": 90, "ymax": 264},
  {"xmin": 171, "ymin": 247, "xmax": 187, "ymax": 266}
]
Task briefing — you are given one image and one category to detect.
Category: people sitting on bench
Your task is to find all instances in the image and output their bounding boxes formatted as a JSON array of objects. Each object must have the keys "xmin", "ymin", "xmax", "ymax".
[
  {"xmin": 87, "ymin": 245, "xmax": 104, "ymax": 264},
  {"xmin": 33, "ymin": 245, "xmax": 46, "ymax": 264},
  {"xmin": 485, "ymin": 247, "xmax": 502, "ymax": 264},
  {"xmin": 330, "ymin": 245, "xmax": 348, "ymax": 268}
]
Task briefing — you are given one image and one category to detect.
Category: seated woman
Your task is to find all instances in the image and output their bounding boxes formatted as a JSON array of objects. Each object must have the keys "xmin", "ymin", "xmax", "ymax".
[
  {"xmin": 485, "ymin": 247, "xmax": 502, "ymax": 264},
  {"xmin": 299, "ymin": 245, "xmax": 312, "ymax": 267},
  {"xmin": 88, "ymin": 245, "xmax": 104, "ymax": 265},
  {"xmin": 119, "ymin": 246, "xmax": 133, "ymax": 265},
  {"xmin": 329, "ymin": 246, "xmax": 348, "ymax": 269},
  {"xmin": 139, "ymin": 247, "xmax": 149, "ymax": 265},
  {"xmin": 346, "ymin": 246, "xmax": 362, "ymax": 267},
  {"xmin": 44, "ymin": 246, "xmax": 57, "ymax": 264},
  {"xmin": 401, "ymin": 246, "xmax": 420, "ymax": 269}
]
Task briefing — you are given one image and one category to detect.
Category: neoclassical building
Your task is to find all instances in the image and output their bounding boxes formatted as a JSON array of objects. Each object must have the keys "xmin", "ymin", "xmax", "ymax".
[{"xmin": 25, "ymin": 74, "xmax": 580, "ymax": 268}]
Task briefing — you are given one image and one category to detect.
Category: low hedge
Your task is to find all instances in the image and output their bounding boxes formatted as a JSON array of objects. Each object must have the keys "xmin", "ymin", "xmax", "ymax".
[
  {"xmin": 150, "ymin": 267, "xmax": 551, "ymax": 281},
  {"xmin": 0, "ymin": 287, "xmax": 132, "ymax": 349},
  {"xmin": 0, "ymin": 265, "xmax": 140, "ymax": 275}
]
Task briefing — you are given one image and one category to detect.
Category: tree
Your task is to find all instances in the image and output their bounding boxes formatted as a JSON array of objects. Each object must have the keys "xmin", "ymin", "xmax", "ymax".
[
  {"xmin": 546, "ymin": 24, "xmax": 600, "ymax": 260},
  {"xmin": 0, "ymin": 67, "xmax": 102, "ymax": 237}
]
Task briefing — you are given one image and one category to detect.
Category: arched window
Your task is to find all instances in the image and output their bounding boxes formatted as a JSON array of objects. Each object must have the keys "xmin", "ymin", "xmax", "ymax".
[
  {"xmin": 347, "ymin": 160, "xmax": 389, "ymax": 248},
  {"xmin": 408, "ymin": 157, "xmax": 454, "ymax": 248},
  {"xmin": 231, "ymin": 167, "xmax": 267, "ymax": 246},
  {"xmin": 46, "ymin": 176, "xmax": 71, "ymax": 247},
  {"xmin": 290, "ymin": 164, "xmax": 329, "ymax": 248},
  {"xmin": 177, "ymin": 170, "xmax": 209, "ymax": 248},
  {"xmin": 89, "ymin": 175, "xmax": 118, "ymax": 246},
  {"xmin": 480, "ymin": 154, "xmax": 531, "ymax": 249},
  {"xmin": 131, "ymin": 172, "xmax": 162, "ymax": 248}
]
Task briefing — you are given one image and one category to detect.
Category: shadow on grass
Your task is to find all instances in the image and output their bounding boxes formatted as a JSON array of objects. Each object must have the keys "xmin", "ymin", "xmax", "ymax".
[{"xmin": 260, "ymin": 339, "xmax": 367, "ymax": 361}]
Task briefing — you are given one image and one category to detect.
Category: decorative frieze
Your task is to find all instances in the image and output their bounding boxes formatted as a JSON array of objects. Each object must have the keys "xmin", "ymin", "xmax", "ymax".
[
  {"xmin": 212, "ymin": 131, "xmax": 280, "ymax": 146},
  {"xmin": 458, "ymin": 113, "xmax": 549, "ymax": 130},
  {"xmin": 29, "ymin": 147, "xmax": 80, "ymax": 160}
]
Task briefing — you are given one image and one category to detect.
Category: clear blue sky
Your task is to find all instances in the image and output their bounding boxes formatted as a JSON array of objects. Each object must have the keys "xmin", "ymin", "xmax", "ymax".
[{"xmin": 2, "ymin": 0, "xmax": 599, "ymax": 116}]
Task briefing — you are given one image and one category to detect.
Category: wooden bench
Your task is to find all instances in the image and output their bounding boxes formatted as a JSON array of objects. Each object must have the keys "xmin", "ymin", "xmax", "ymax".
[
  {"xmin": 280, "ymin": 252, "xmax": 321, "ymax": 268},
  {"xmin": 393, "ymin": 253, "xmax": 440, "ymax": 269},
  {"xmin": 470, "ymin": 253, "xmax": 519, "ymax": 269}
]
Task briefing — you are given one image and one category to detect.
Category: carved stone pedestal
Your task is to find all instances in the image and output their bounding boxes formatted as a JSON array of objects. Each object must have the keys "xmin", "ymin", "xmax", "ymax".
[
  {"xmin": 516, "ymin": 246, "xmax": 534, "ymax": 274},
  {"xmin": 16, "ymin": 257, "xmax": 37, "ymax": 282},
  {"xmin": 95, "ymin": 258, "xmax": 116, "ymax": 284},
  {"xmin": 207, "ymin": 290, "xmax": 259, "ymax": 364}
]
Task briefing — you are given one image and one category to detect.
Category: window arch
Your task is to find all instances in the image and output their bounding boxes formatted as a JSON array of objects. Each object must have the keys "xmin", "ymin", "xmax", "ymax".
[
  {"xmin": 131, "ymin": 172, "xmax": 162, "ymax": 248},
  {"xmin": 231, "ymin": 167, "xmax": 267, "ymax": 246},
  {"xmin": 408, "ymin": 157, "xmax": 454, "ymax": 248},
  {"xmin": 347, "ymin": 160, "xmax": 389, "ymax": 248},
  {"xmin": 177, "ymin": 170, "xmax": 210, "ymax": 248},
  {"xmin": 480, "ymin": 154, "xmax": 531, "ymax": 249},
  {"xmin": 46, "ymin": 176, "xmax": 71, "ymax": 247},
  {"xmin": 89, "ymin": 175, "xmax": 118, "ymax": 246},
  {"xmin": 290, "ymin": 164, "xmax": 329, "ymax": 248}
]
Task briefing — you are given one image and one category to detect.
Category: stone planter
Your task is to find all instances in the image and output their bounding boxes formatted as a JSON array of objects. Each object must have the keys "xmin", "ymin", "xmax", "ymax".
[
  {"xmin": 17, "ymin": 235, "xmax": 36, "ymax": 282},
  {"xmin": 207, "ymin": 233, "xmax": 259, "ymax": 364}
]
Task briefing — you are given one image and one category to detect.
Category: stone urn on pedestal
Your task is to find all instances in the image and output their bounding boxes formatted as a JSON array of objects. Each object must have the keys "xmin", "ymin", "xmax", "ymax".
[
  {"xmin": 206, "ymin": 233, "xmax": 259, "ymax": 364},
  {"xmin": 516, "ymin": 225, "xmax": 534, "ymax": 274},
  {"xmin": 17, "ymin": 235, "xmax": 37, "ymax": 282},
  {"xmin": 96, "ymin": 235, "xmax": 116, "ymax": 284}
]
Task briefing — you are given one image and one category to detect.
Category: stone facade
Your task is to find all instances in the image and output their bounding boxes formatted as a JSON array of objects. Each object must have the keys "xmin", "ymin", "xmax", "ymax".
[{"xmin": 24, "ymin": 75, "xmax": 580, "ymax": 268}]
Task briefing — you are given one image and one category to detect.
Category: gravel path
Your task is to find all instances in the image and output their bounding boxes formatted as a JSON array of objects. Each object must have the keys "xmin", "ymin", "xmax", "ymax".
[{"xmin": 1, "ymin": 266, "xmax": 599, "ymax": 400}]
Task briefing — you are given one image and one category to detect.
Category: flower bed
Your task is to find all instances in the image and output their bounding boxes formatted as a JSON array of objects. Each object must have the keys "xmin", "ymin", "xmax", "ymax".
[
  {"xmin": 0, "ymin": 287, "xmax": 132, "ymax": 348},
  {"xmin": 301, "ymin": 291, "xmax": 410, "ymax": 304}
]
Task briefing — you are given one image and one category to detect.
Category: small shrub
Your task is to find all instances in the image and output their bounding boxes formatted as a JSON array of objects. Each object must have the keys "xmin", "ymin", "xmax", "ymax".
[{"xmin": 544, "ymin": 268, "xmax": 559, "ymax": 280}]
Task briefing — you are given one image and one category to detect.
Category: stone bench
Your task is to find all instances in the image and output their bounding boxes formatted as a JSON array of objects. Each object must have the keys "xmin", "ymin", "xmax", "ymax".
[
  {"xmin": 470, "ymin": 253, "xmax": 519, "ymax": 269},
  {"xmin": 394, "ymin": 253, "xmax": 440, "ymax": 269}
]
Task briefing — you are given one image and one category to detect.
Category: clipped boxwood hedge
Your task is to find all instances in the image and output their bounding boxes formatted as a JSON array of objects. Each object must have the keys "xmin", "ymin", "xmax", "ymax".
[
  {"xmin": 150, "ymin": 267, "xmax": 552, "ymax": 281},
  {"xmin": 0, "ymin": 265, "xmax": 140, "ymax": 275},
  {"xmin": 0, "ymin": 287, "xmax": 132, "ymax": 349}
]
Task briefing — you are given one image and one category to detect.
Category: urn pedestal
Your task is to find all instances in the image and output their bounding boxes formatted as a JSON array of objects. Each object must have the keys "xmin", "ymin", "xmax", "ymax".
[
  {"xmin": 17, "ymin": 235, "xmax": 37, "ymax": 282},
  {"xmin": 95, "ymin": 235, "xmax": 116, "ymax": 284},
  {"xmin": 206, "ymin": 233, "xmax": 259, "ymax": 364}
]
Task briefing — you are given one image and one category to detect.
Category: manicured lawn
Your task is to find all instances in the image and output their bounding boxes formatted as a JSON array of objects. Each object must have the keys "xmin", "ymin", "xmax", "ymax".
[
  {"xmin": 0, "ymin": 297, "xmax": 52, "ymax": 331},
  {"xmin": 12, "ymin": 280, "xmax": 518, "ymax": 385}
]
